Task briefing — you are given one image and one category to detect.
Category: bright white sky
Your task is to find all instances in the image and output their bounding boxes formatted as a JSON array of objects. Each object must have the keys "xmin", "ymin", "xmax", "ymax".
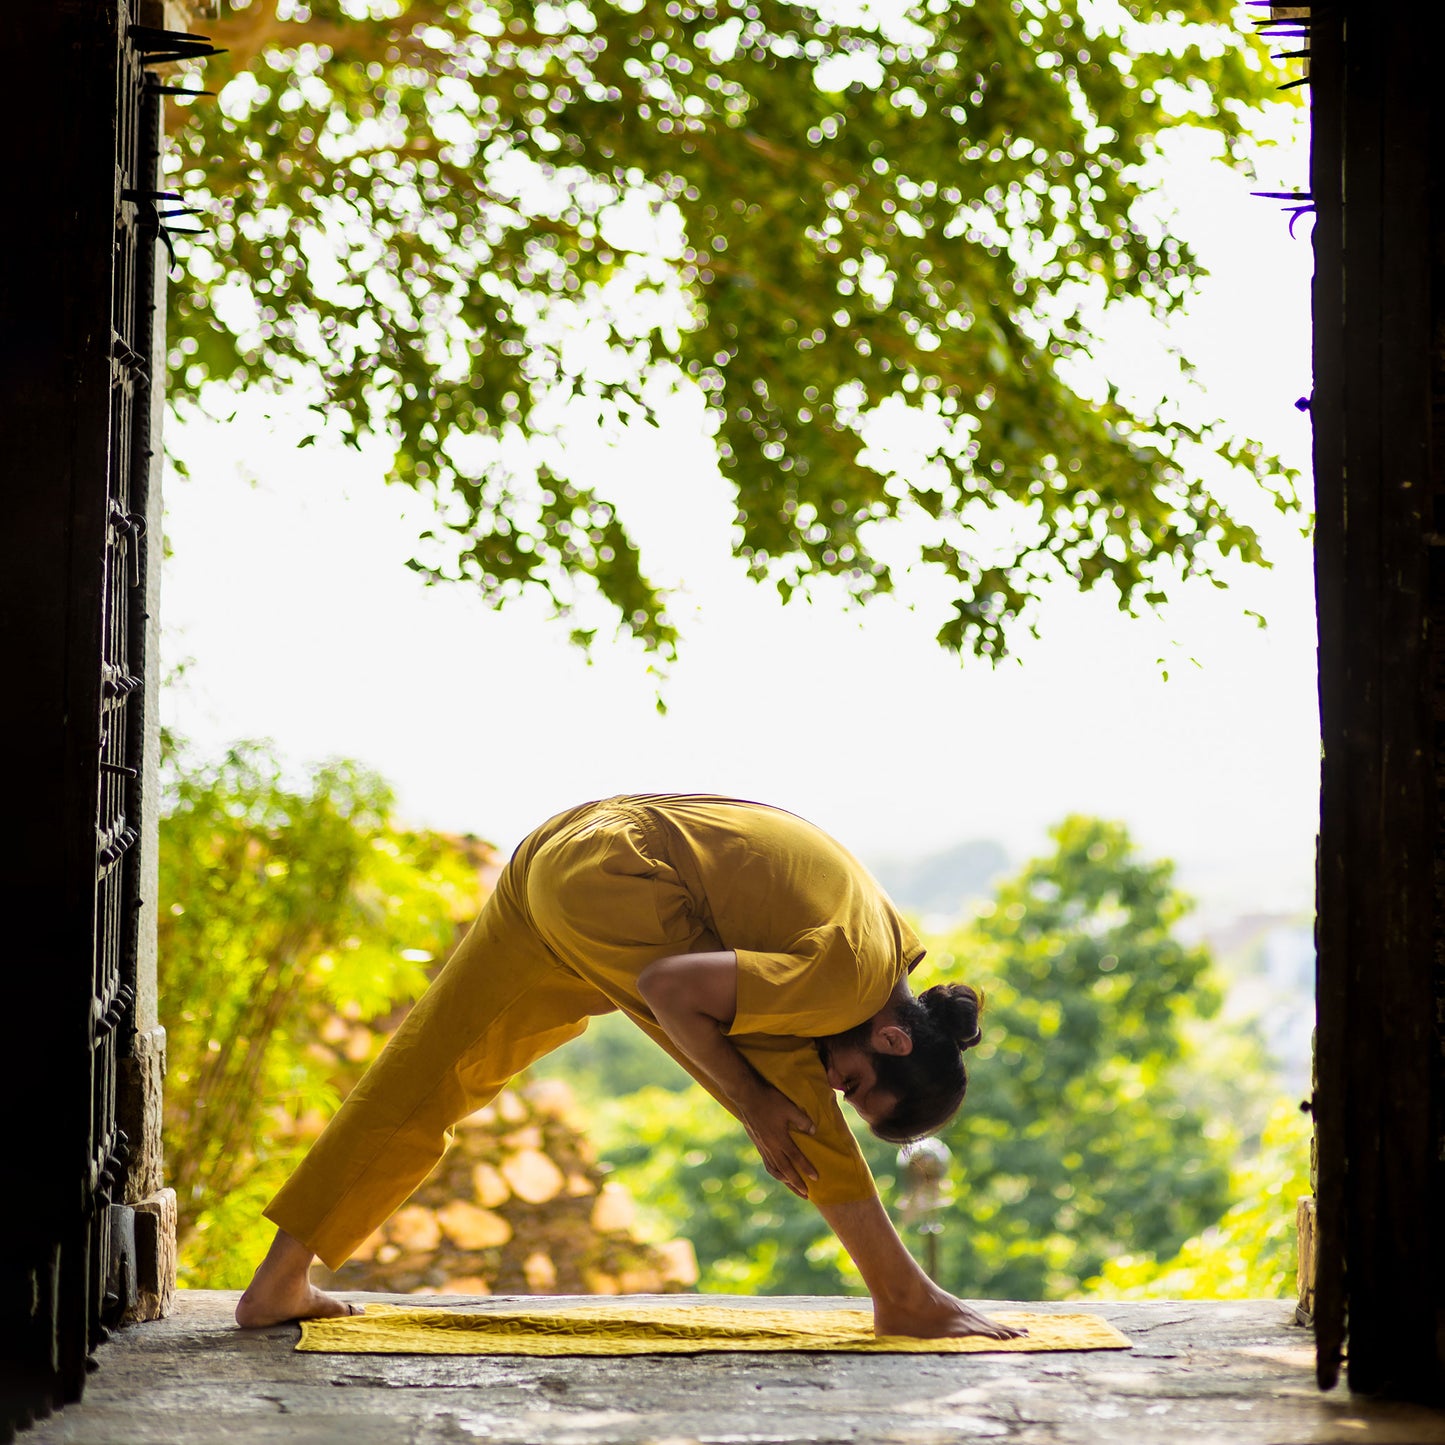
[{"xmin": 162, "ymin": 102, "xmax": 1315, "ymax": 930}]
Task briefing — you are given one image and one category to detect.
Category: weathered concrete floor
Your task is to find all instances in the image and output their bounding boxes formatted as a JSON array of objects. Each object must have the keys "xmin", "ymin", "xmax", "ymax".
[{"xmin": 23, "ymin": 1291, "xmax": 1445, "ymax": 1444}]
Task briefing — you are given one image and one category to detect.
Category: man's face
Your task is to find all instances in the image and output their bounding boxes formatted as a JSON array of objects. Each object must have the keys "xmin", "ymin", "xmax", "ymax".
[{"xmin": 818, "ymin": 1034, "xmax": 898, "ymax": 1127}]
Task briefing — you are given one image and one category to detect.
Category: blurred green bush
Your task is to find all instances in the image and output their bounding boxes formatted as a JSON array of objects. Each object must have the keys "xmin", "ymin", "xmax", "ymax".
[{"xmin": 158, "ymin": 740, "xmax": 481, "ymax": 1286}]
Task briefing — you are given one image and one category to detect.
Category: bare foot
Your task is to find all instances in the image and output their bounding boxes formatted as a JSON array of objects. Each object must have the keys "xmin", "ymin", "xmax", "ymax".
[
  {"xmin": 234, "ymin": 1229, "xmax": 366, "ymax": 1328},
  {"xmin": 873, "ymin": 1284, "xmax": 1026, "ymax": 1340}
]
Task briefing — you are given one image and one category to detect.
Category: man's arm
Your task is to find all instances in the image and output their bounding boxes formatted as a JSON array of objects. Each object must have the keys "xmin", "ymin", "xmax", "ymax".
[
  {"xmin": 816, "ymin": 1196, "xmax": 1026, "ymax": 1339},
  {"xmin": 637, "ymin": 951, "xmax": 820, "ymax": 1196}
]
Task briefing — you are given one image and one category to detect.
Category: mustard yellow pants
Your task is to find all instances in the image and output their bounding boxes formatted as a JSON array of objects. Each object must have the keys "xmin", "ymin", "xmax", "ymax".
[{"xmin": 266, "ymin": 800, "xmax": 874, "ymax": 1268}]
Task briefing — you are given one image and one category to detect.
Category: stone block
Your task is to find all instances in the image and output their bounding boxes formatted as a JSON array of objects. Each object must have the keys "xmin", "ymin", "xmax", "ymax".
[
  {"xmin": 437, "ymin": 1200, "xmax": 512, "ymax": 1249},
  {"xmin": 590, "ymin": 1181, "xmax": 635, "ymax": 1233},
  {"xmin": 123, "ymin": 1188, "xmax": 177, "ymax": 1324},
  {"xmin": 522, "ymin": 1251, "xmax": 557, "ymax": 1291},
  {"xmin": 435, "ymin": 1275, "xmax": 491, "ymax": 1296},
  {"xmin": 106, "ymin": 1204, "xmax": 138, "ymax": 1324},
  {"xmin": 118, "ymin": 1026, "xmax": 167, "ymax": 1202},
  {"xmin": 390, "ymin": 1207, "xmax": 442, "ymax": 1253},
  {"xmin": 471, "ymin": 1162, "xmax": 510, "ymax": 1207},
  {"xmin": 655, "ymin": 1237, "xmax": 699, "ymax": 1287},
  {"xmin": 1295, "ymin": 1194, "xmax": 1316, "ymax": 1326},
  {"xmin": 501, "ymin": 1149, "xmax": 564, "ymax": 1204}
]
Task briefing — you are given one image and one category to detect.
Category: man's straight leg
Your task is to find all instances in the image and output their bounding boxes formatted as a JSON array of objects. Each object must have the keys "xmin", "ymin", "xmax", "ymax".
[{"xmin": 264, "ymin": 859, "xmax": 614, "ymax": 1270}]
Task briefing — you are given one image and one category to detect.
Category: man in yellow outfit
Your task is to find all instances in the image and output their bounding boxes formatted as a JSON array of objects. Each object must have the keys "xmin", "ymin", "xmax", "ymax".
[{"xmin": 236, "ymin": 795, "xmax": 1020, "ymax": 1339}]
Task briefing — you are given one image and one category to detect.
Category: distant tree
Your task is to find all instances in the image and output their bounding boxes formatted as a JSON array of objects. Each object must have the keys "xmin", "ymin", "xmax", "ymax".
[
  {"xmin": 927, "ymin": 815, "xmax": 1234, "ymax": 1298},
  {"xmin": 158, "ymin": 741, "xmax": 482, "ymax": 1284},
  {"xmin": 170, "ymin": 0, "xmax": 1290, "ymax": 662},
  {"xmin": 597, "ymin": 816, "xmax": 1239, "ymax": 1297}
]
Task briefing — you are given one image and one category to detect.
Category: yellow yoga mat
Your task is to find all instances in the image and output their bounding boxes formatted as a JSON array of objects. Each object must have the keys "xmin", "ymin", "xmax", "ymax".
[{"xmin": 298, "ymin": 1301, "xmax": 1132, "ymax": 1356}]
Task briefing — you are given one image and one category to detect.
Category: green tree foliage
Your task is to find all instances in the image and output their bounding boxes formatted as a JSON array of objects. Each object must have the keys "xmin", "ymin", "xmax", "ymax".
[
  {"xmin": 158, "ymin": 741, "xmax": 480, "ymax": 1284},
  {"xmin": 927, "ymin": 815, "xmax": 1233, "ymax": 1297},
  {"xmin": 589, "ymin": 816, "xmax": 1236, "ymax": 1297},
  {"xmin": 171, "ymin": 0, "xmax": 1290, "ymax": 660},
  {"xmin": 1084, "ymin": 1098, "xmax": 1311, "ymax": 1299}
]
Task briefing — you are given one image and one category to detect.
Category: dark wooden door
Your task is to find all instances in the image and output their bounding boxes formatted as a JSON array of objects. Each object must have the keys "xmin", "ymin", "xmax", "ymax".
[
  {"xmin": 1311, "ymin": 0, "xmax": 1445, "ymax": 1401},
  {"xmin": 1, "ymin": 2, "xmax": 177, "ymax": 1427}
]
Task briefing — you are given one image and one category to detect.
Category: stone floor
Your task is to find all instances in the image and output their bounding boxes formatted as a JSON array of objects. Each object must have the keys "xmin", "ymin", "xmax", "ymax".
[{"xmin": 21, "ymin": 1291, "xmax": 1445, "ymax": 1444}]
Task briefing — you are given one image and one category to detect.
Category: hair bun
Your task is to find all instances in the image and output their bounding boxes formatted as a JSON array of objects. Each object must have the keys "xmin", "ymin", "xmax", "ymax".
[{"xmin": 921, "ymin": 982, "xmax": 983, "ymax": 1050}]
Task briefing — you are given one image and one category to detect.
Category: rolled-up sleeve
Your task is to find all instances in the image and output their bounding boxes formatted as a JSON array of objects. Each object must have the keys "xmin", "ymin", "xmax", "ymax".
[
  {"xmin": 731, "ymin": 925, "xmax": 890, "ymax": 1038},
  {"xmin": 728, "ymin": 1030, "xmax": 878, "ymax": 1204}
]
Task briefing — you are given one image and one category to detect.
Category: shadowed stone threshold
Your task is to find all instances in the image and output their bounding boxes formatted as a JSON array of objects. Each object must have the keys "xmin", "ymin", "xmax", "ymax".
[{"xmin": 23, "ymin": 1292, "xmax": 1445, "ymax": 1444}]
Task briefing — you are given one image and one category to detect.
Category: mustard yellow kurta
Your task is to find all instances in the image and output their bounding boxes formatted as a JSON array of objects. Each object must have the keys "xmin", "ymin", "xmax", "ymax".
[{"xmin": 266, "ymin": 795, "xmax": 925, "ymax": 1269}]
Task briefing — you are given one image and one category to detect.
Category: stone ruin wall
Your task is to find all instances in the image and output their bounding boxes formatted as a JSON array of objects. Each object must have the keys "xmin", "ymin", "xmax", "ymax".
[{"xmin": 310, "ymin": 1079, "xmax": 698, "ymax": 1299}]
